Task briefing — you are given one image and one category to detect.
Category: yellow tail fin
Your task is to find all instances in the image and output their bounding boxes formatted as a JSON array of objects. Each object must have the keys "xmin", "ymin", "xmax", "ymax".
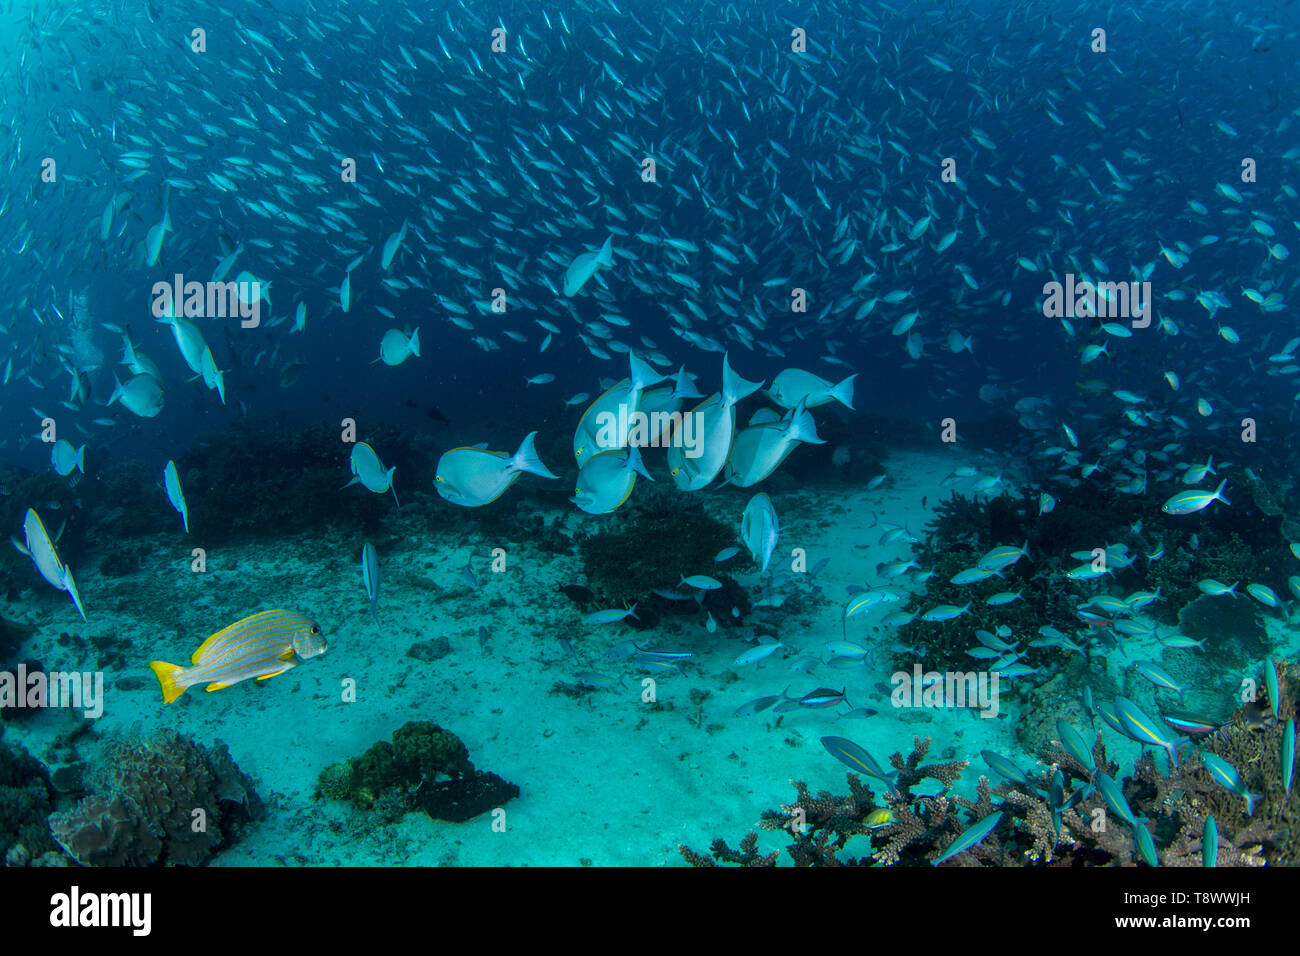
[{"xmin": 149, "ymin": 661, "xmax": 187, "ymax": 704}]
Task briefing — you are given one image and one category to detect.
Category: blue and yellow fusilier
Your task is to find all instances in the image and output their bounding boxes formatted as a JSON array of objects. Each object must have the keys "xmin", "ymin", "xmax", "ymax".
[
  {"xmin": 932, "ymin": 811, "xmax": 1003, "ymax": 866},
  {"xmin": 1198, "ymin": 753, "xmax": 1260, "ymax": 817},
  {"xmin": 1113, "ymin": 697, "xmax": 1189, "ymax": 769},
  {"xmin": 149, "ymin": 609, "xmax": 327, "ymax": 704},
  {"xmin": 1161, "ymin": 479, "xmax": 1229, "ymax": 515}
]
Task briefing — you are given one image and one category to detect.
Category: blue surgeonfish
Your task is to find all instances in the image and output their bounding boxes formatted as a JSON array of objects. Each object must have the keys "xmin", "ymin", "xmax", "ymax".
[
  {"xmin": 724, "ymin": 398, "xmax": 824, "ymax": 487},
  {"xmin": 361, "ymin": 542, "xmax": 380, "ymax": 621},
  {"xmin": 932, "ymin": 812, "xmax": 1003, "ymax": 866},
  {"xmin": 767, "ymin": 368, "xmax": 857, "ymax": 410},
  {"xmin": 572, "ymin": 445, "xmax": 653, "ymax": 514},
  {"xmin": 50, "ymin": 439, "xmax": 85, "ymax": 476},
  {"xmin": 740, "ymin": 493, "xmax": 779, "ymax": 572},
  {"xmin": 16, "ymin": 509, "xmax": 85, "ymax": 620},
  {"xmin": 346, "ymin": 441, "xmax": 399, "ymax": 507},
  {"xmin": 435, "ymin": 430, "xmax": 558, "ymax": 507},
  {"xmin": 1198, "ymin": 753, "xmax": 1260, "ymax": 816},
  {"xmin": 667, "ymin": 353, "xmax": 763, "ymax": 491},
  {"xmin": 149, "ymin": 609, "xmax": 327, "ymax": 704},
  {"xmin": 164, "ymin": 459, "xmax": 189, "ymax": 532},
  {"xmin": 562, "ymin": 235, "xmax": 614, "ymax": 297}
]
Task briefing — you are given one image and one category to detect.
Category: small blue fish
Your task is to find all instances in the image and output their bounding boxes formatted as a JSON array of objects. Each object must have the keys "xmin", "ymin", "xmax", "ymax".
[
  {"xmin": 1114, "ymin": 697, "xmax": 1188, "ymax": 769},
  {"xmin": 1161, "ymin": 710, "xmax": 1220, "ymax": 736},
  {"xmin": 981, "ymin": 750, "xmax": 1030, "ymax": 786},
  {"xmin": 798, "ymin": 687, "xmax": 849, "ymax": 709},
  {"xmin": 1161, "ymin": 479, "xmax": 1229, "ymax": 515},
  {"xmin": 820, "ymin": 736, "xmax": 898, "ymax": 787},
  {"xmin": 680, "ymin": 574, "xmax": 722, "ymax": 590},
  {"xmin": 1131, "ymin": 660, "xmax": 1189, "ymax": 702},
  {"xmin": 1199, "ymin": 753, "xmax": 1260, "ymax": 817},
  {"xmin": 1056, "ymin": 719, "xmax": 1096, "ymax": 773},
  {"xmin": 931, "ymin": 811, "xmax": 1003, "ymax": 866},
  {"xmin": 361, "ymin": 542, "xmax": 380, "ymax": 620},
  {"xmin": 1281, "ymin": 718, "xmax": 1295, "ymax": 796},
  {"xmin": 733, "ymin": 686, "xmax": 789, "ymax": 717},
  {"xmin": 1131, "ymin": 822, "xmax": 1159, "ymax": 867},
  {"xmin": 920, "ymin": 602, "xmax": 971, "ymax": 622},
  {"xmin": 586, "ymin": 604, "xmax": 638, "ymax": 625},
  {"xmin": 164, "ymin": 460, "xmax": 189, "ymax": 533},
  {"xmin": 732, "ymin": 639, "xmax": 784, "ymax": 667},
  {"xmin": 1264, "ymin": 658, "xmax": 1281, "ymax": 719},
  {"xmin": 1096, "ymin": 773, "xmax": 1145, "ymax": 827},
  {"xmin": 1203, "ymin": 815, "xmax": 1218, "ymax": 868}
]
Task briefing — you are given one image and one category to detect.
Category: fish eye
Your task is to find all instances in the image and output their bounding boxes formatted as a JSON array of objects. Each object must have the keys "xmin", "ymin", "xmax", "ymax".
[{"xmin": 310, "ymin": 625, "xmax": 319, "ymax": 635}]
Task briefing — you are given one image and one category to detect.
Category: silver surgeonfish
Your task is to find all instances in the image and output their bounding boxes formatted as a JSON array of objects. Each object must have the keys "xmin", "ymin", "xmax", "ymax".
[
  {"xmin": 16, "ymin": 509, "xmax": 86, "ymax": 620},
  {"xmin": 741, "ymin": 493, "xmax": 780, "ymax": 572},
  {"xmin": 767, "ymin": 368, "xmax": 858, "ymax": 410},
  {"xmin": 435, "ymin": 431, "xmax": 559, "ymax": 507},
  {"xmin": 573, "ymin": 353, "xmax": 667, "ymax": 466},
  {"xmin": 562, "ymin": 236, "xmax": 615, "ymax": 297},
  {"xmin": 667, "ymin": 353, "xmax": 763, "ymax": 491},
  {"xmin": 346, "ymin": 441, "xmax": 399, "ymax": 507},
  {"xmin": 724, "ymin": 399, "xmax": 824, "ymax": 487},
  {"xmin": 572, "ymin": 445, "xmax": 654, "ymax": 515}
]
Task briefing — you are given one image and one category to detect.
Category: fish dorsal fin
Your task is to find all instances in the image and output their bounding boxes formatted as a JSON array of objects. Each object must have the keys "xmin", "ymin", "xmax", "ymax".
[{"xmin": 192, "ymin": 623, "xmax": 235, "ymax": 664}]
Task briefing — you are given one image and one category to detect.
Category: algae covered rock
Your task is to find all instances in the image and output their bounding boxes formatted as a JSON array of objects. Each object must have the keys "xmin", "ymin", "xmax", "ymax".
[{"xmin": 316, "ymin": 721, "xmax": 518, "ymax": 824}]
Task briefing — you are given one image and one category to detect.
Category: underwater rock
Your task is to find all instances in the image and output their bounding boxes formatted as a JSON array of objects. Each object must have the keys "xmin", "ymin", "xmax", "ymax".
[
  {"xmin": 578, "ymin": 502, "xmax": 747, "ymax": 606},
  {"xmin": 316, "ymin": 720, "xmax": 519, "ymax": 824},
  {"xmin": 0, "ymin": 735, "xmax": 59, "ymax": 865},
  {"xmin": 0, "ymin": 616, "xmax": 36, "ymax": 669},
  {"xmin": 47, "ymin": 730, "xmax": 263, "ymax": 866},
  {"xmin": 1178, "ymin": 594, "xmax": 1267, "ymax": 663},
  {"xmin": 407, "ymin": 636, "xmax": 452, "ymax": 663}
]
